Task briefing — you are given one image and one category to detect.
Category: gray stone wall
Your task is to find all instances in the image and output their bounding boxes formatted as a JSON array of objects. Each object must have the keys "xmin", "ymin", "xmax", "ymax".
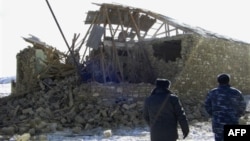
[
  {"xmin": 145, "ymin": 34, "xmax": 250, "ymax": 119},
  {"xmin": 15, "ymin": 46, "xmax": 37, "ymax": 95}
]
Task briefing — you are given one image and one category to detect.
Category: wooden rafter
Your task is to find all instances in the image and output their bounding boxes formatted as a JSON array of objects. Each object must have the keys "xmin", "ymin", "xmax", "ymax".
[
  {"xmin": 152, "ymin": 22, "xmax": 164, "ymax": 38},
  {"xmin": 128, "ymin": 11, "xmax": 141, "ymax": 40},
  {"xmin": 104, "ymin": 5, "xmax": 124, "ymax": 81}
]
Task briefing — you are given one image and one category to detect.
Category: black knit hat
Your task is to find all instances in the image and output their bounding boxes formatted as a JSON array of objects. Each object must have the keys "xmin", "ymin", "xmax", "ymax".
[
  {"xmin": 217, "ymin": 73, "xmax": 230, "ymax": 84},
  {"xmin": 156, "ymin": 78, "xmax": 171, "ymax": 88}
]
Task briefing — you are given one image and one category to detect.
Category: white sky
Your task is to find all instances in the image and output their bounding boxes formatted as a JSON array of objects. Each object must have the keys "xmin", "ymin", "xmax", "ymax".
[{"xmin": 1, "ymin": 0, "xmax": 250, "ymax": 77}]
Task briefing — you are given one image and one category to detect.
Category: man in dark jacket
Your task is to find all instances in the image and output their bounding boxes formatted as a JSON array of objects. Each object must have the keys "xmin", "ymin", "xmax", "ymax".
[
  {"xmin": 205, "ymin": 73, "xmax": 246, "ymax": 141},
  {"xmin": 143, "ymin": 78, "xmax": 189, "ymax": 141}
]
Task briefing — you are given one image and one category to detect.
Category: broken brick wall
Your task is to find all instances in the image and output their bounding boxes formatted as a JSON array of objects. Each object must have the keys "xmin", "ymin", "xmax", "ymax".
[
  {"xmin": 145, "ymin": 34, "xmax": 250, "ymax": 119},
  {"xmin": 15, "ymin": 47, "xmax": 39, "ymax": 95},
  {"xmin": 14, "ymin": 44, "xmax": 75, "ymax": 96}
]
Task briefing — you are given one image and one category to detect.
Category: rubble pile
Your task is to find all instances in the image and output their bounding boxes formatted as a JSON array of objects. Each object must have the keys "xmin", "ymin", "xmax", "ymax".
[{"xmin": 0, "ymin": 75, "xmax": 153, "ymax": 135}]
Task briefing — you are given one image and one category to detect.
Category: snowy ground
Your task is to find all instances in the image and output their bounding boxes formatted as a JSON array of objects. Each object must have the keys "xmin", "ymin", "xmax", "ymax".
[
  {"xmin": 0, "ymin": 83, "xmax": 11, "ymax": 98},
  {"xmin": 2, "ymin": 122, "xmax": 215, "ymax": 141},
  {"xmin": 45, "ymin": 122, "xmax": 214, "ymax": 141}
]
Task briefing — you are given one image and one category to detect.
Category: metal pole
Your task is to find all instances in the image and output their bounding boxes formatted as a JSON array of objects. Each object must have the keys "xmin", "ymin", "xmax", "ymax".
[{"xmin": 45, "ymin": 0, "xmax": 83, "ymax": 82}]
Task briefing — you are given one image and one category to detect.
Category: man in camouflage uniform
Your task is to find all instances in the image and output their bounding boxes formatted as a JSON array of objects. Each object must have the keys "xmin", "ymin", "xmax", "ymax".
[{"xmin": 205, "ymin": 73, "xmax": 246, "ymax": 141}]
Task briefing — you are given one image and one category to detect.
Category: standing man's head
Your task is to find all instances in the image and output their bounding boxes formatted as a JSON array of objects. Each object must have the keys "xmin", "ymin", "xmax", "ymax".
[
  {"xmin": 217, "ymin": 73, "xmax": 230, "ymax": 85},
  {"xmin": 156, "ymin": 78, "xmax": 171, "ymax": 89}
]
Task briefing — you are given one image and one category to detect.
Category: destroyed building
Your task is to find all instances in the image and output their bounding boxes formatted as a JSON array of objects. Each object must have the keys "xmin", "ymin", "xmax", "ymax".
[
  {"xmin": 14, "ymin": 3, "xmax": 250, "ymax": 92},
  {"xmin": 1, "ymin": 3, "xmax": 250, "ymax": 135}
]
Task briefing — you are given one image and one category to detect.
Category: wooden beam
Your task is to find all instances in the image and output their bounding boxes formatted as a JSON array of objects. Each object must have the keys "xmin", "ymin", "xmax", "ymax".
[
  {"xmin": 128, "ymin": 11, "xmax": 141, "ymax": 40},
  {"xmin": 152, "ymin": 22, "xmax": 164, "ymax": 38},
  {"xmin": 104, "ymin": 5, "xmax": 123, "ymax": 82}
]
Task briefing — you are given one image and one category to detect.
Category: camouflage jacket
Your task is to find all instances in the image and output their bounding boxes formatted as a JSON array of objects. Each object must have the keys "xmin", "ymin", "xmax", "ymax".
[{"xmin": 205, "ymin": 84, "xmax": 246, "ymax": 133}]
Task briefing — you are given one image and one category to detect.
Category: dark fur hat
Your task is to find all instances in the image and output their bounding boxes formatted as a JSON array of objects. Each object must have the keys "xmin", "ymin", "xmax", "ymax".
[
  {"xmin": 156, "ymin": 78, "xmax": 171, "ymax": 88},
  {"xmin": 217, "ymin": 73, "xmax": 230, "ymax": 84}
]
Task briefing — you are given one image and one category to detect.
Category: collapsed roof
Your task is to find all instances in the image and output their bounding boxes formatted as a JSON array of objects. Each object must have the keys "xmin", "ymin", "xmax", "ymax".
[
  {"xmin": 15, "ymin": 3, "xmax": 249, "ymax": 95},
  {"xmin": 76, "ymin": 3, "xmax": 245, "ymax": 84},
  {"xmin": 82, "ymin": 2, "xmax": 243, "ymax": 46}
]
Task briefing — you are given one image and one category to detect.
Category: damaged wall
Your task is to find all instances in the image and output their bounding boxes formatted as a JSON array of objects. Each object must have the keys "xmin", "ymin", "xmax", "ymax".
[
  {"xmin": 14, "ymin": 44, "xmax": 75, "ymax": 95},
  {"xmin": 145, "ymin": 34, "xmax": 250, "ymax": 118},
  {"xmin": 15, "ymin": 47, "xmax": 39, "ymax": 94}
]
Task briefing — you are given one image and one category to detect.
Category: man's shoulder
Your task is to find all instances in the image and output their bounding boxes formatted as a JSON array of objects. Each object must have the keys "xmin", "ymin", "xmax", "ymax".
[
  {"xmin": 209, "ymin": 86, "xmax": 241, "ymax": 93},
  {"xmin": 169, "ymin": 93, "xmax": 178, "ymax": 97},
  {"xmin": 229, "ymin": 87, "xmax": 242, "ymax": 94},
  {"xmin": 169, "ymin": 93, "xmax": 180, "ymax": 102},
  {"xmin": 207, "ymin": 88, "xmax": 219, "ymax": 96},
  {"xmin": 207, "ymin": 86, "xmax": 243, "ymax": 100}
]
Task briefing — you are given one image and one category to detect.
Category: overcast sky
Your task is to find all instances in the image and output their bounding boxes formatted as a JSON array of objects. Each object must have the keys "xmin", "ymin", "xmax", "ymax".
[{"xmin": 1, "ymin": 0, "xmax": 250, "ymax": 77}]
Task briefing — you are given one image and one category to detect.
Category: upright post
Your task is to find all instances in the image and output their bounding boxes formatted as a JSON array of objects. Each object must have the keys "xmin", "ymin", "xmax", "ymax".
[{"xmin": 45, "ymin": 0, "xmax": 83, "ymax": 82}]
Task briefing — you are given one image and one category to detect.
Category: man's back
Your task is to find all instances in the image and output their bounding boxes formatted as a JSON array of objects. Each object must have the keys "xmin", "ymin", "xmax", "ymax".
[
  {"xmin": 205, "ymin": 73, "xmax": 246, "ymax": 141},
  {"xmin": 144, "ymin": 87, "xmax": 189, "ymax": 141},
  {"xmin": 205, "ymin": 84, "xmax": 246, "ymax": 133},
  {"xmin": 205, "ymin": 85, "xmax": 246, "ymax": 124},
  {"xmin": 146, "ymin": 88, "xmax": 177, "ymax": 127}
]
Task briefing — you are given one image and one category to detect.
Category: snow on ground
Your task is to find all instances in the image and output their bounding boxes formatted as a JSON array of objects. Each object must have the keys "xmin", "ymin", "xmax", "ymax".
[
  {"xmin": 0, "ymin": 83, "xmax": 11, "ymax": 98},
  {"xmin": 46, "ymin": 122, "xmax": 214, "ymax": 141},
  {"xmin": 0, "ymin": 76, "xmax": 15, "ymax": 84}
]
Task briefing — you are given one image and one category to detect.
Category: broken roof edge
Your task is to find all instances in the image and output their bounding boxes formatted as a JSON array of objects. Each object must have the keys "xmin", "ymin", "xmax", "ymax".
[
  {"xmin": 22, "ymin": 34, "xmax": 46, "ymax": 46},
  {"xmin": 89, "ymin": 2, "xmax": 250, "ymax": 45},
  {"xmin": 22, "ymin": 35, "xmax": 66, "ymax": 56}
]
